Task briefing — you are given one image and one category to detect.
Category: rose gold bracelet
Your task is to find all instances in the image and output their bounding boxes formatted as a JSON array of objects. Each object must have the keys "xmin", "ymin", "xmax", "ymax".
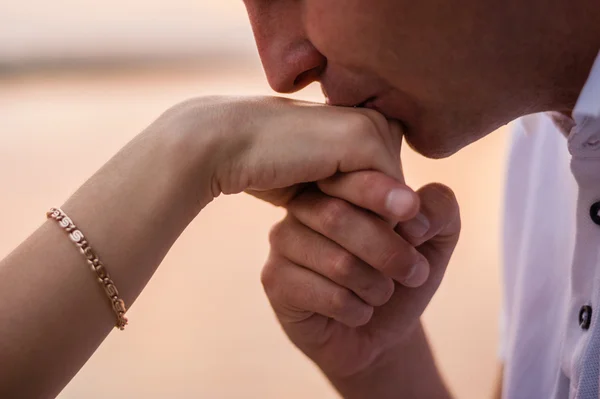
[{"xmin": 47, "ymin": 207, "xmax": 128, "ymax": 330}]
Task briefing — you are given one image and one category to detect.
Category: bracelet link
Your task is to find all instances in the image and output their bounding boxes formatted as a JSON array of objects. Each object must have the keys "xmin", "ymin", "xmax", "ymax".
[{"xmin": 47, "ymin": 207, "xmax": 128, "ymax": 330}]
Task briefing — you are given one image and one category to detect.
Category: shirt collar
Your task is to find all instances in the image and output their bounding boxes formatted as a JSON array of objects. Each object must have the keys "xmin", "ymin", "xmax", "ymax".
[
  {"xmin": 548, "ymin": 51, "xmax": 600, "ymax": 138},
  {"xmin": 573, "ymin": 50, "xmax": 600, "ymax": 123},
  {"xmin": 568, "ymin": 51, "xmax": 600, "ymax": 156}
]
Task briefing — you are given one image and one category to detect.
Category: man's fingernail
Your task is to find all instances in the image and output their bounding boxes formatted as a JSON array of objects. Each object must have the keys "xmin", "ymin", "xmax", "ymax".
[
  {"xmin": 385, "ymin": 189, "xmax": 415, "ymax": 218},
  {"xmin": 404, "ymin": 258, "xmax": 429, "ymax": 287},
  {"xmin": 402, "ymin": 213, "xmax": 430, "ymax": 238}
]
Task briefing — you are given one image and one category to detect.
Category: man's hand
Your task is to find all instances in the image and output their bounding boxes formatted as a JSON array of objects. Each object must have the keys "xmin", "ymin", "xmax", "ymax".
[{"xmin": 261, "ymin": 170, "xmax": 460, "ymax": 394}]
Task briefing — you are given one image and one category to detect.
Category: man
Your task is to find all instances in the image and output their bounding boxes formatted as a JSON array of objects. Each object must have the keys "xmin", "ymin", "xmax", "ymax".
[{"xmin": 242, "ymin": 1, "xmax": 600, "ymax": 398}]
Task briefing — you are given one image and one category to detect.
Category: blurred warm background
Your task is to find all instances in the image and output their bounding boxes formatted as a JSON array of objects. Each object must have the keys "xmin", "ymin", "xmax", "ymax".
[{"xmin": 1, "ymin": 1, "xmax": 506, "ymax": 398}]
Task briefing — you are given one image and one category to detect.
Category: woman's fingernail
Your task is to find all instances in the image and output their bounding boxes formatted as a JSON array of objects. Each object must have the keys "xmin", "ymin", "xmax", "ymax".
[
  {"xmin": 402, "ymin": 213, "xmax": 430, "ymax": 238},
  {"xmin": 404, "ymin": 258, "xmax": 429, "ymax": 287},
  {"xmin": 385, "ymin": 189, "xmax": 415, "ymax": 218}
]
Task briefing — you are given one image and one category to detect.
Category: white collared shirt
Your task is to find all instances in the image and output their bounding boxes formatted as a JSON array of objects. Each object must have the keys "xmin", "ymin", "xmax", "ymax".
[{"xmin": 501, "ymin": 51, "xmax": 600, "ymax": 399}]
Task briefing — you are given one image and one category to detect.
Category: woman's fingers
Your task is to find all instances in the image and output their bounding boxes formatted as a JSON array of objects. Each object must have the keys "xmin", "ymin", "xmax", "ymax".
[{"xmin": 209, "ymin": 97, "xmax": 404, "ymax": 201}]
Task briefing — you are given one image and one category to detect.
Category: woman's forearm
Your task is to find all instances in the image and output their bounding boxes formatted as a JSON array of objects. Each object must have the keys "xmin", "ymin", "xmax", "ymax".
[{"xmin": 0, "ymin": 127, "xmax": 213, "ymax": 398}]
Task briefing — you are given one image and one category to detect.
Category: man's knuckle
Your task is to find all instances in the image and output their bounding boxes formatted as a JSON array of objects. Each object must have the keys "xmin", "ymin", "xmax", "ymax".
[
  {"xmin": 319, "ymin": 200, "xmax": 349, "ymax": 234},
  {"xmin": 376, "ymin": 246, "xmax": 403, "ymax": 275},
  {"xmin": 330, "ymin": 251, "xmax": 356, "ymax": 283},
  {"xmin": 429, "ymin": 183, "xmax": 458, "ymax": 206},
  {"xmin": 330, "ymin": 288, "xmax": 355, "ymax": 315},
  {"xmin": 361, "ymin": 277, "xmax": 395, "ymax": 307},
  {"xmin": 353, "ymin": 171, "xmax": 379, "ymax": 195},
  {"xmin": 355, "ymin": 305, "xmax": 375, "ymax": 326},
  {"xmin": 268, "ymin": 221, "xmax": 286, "ymax": 246},
  {"xmin": 260, "ymin": 262, "xmax": 278, "ymax": 291},
  {"xmin": 329, "ymin": 287, "xmax": 374, "ymax": 326},
  {"xmin": 425, "ymin": 183, "xmax": 461, "ymax": 231}
]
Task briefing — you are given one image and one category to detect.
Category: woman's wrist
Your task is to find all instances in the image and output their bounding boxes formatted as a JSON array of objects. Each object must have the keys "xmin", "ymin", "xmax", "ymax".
[
  {"xmin": 144, "ymin": 98, "xmax": 237, "ymax": 211},
  {"xmin": 149, "ymin": 97, "xmax": 255, "ymax": 209},
  {"xmin": 0, "ymin": 99, "xmax": 235, "ymax": 397},
  {"xmin": 58, "ymin": 116, "xmax": 222, "ymax": 304}
]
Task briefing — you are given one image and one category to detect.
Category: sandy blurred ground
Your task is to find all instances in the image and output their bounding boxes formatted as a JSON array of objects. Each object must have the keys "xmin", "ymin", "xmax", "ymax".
[{"xmin": 0, "ymin": 59, "xmax": 506, "ymax": 398}]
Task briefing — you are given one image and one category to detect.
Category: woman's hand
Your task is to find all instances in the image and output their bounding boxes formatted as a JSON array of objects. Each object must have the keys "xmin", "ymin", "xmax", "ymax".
[
  {"xmin": 0, "ymin": 95, "xmax": 409, "ymax": 398},
  {"xmin": 150, "ymin": 96, "xmax": 405, "ymax": 208}
]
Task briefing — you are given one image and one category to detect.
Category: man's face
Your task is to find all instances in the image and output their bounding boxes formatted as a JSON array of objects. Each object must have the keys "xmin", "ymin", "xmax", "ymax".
[{"xmin": 244, "ymin": 0, "xmax": 569, "ymax": 158}]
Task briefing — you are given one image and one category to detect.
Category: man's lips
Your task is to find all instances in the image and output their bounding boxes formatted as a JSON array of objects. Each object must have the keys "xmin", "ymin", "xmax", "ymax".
[
  {"xmin": 361, "ymin": 97, "xmax": 411, "ymax": 135},
  {"xmin": 322, "ymin": 85, "xmax": 379, "ymax": 108},
  {"xmin": 326, "ymin": 91, "xmax": 408, "ymax": 127},
  {"xmin": 361, "ymin": 97, "xmax": 378, "ymax": 110},
  {"xmin": 360, "ymin": 97, "xmax": 392, "ymax": 119},
  {"xmin": 353, "ymin": 98, "xmax": 376, "ymax": 111},
  {"xmin": 326, "ymin": 96, "xmax": 380, "ymax": 111}
]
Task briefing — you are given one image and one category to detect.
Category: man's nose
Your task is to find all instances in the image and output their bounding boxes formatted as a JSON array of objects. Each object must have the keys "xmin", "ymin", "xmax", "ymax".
[{"xmin": 244, "ymin": 1, "xmax": 326, "ymax": 93}]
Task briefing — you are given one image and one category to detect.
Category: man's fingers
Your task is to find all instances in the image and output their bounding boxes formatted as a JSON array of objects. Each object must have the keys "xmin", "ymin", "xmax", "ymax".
[
  {"xmin": 288, "ymin": 190, "xmax": 429, "ymax": 287},
  {"xmin": 318, "ymin": 171, "xmax": 419, "ymax": 223},
  {"xmin": 415, "ymin": 184, "xmax": 461, "ymax": 284},
  {"xmin": 368, "ymin": 184, "xmax": 461, "ymax": 332},
  {"xmin": 269, "ymin": 216, "xmax": 395, "ymax": 307},
  {"xmin": 261, "ymin": 254, "xmax": 374, "ymax": 328},
  {"xmin": 396, "ymin": 183, "xmax": 461, "ymax": 247}
]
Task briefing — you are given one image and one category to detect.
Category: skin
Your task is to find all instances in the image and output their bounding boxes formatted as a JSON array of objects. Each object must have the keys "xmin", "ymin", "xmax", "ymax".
[
  {"xmin": 2, "ymin": 1, "xmax": 596, "ymax": 396},
  {"xmin": 0, "ymin": 96, "xmax": 415, "ymax": 398},
  {"xmin": 243, "ymin": 0, "xmax": 600, "ymax": 397},
  {"xmin": 245, "ymin": 0, "xmax": 600, "ymax": 158}
]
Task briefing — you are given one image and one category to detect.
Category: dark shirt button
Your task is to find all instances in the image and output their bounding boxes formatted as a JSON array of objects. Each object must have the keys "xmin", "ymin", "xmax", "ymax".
[
  {"xmin": 590, "ymin": 202, "xmax": 600, "ymax": 226},
  {"xmin": 580, "ymin": 305, "xmax": 592, "ymax": 330}
]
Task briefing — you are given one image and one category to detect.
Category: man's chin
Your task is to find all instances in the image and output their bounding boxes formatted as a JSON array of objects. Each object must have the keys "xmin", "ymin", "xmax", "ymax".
[{"xmin": 403, "ymin": 133, "xmax": 463, "ymax": 160}]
